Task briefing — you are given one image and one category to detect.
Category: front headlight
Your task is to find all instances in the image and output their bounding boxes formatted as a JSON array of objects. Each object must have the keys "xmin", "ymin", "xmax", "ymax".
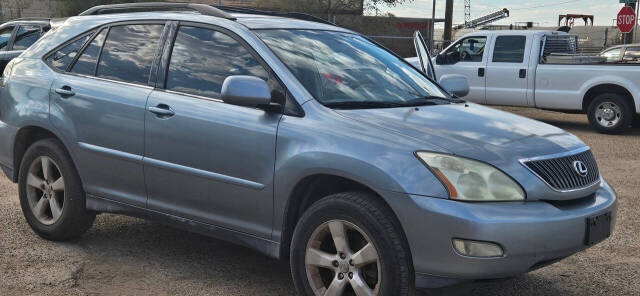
[{"xmin": 416, "ymin": 152, "xmax": 525, "ymax": 201}]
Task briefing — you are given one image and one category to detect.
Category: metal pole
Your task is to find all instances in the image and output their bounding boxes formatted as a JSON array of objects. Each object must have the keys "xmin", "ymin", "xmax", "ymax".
[
  {"xmin": 631, "ymin": 2, "xmax": 638, "ymax": 43},
  {"xmin": 443, "ymin": 0, "xmax": 454, "ymax": 47},
  {"xmin": 431, "ymin": 0, "xmax": 436, "ymax": 52}
]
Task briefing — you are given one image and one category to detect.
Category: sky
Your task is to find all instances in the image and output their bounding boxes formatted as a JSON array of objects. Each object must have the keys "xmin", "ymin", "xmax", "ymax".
[{"xmin": 381, "ymin": 0, "xmax": 629, "ymax": 27}]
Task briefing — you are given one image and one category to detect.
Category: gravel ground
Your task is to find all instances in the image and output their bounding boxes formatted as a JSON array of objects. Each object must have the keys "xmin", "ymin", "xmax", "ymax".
[{"xmin": 0, "ymin": 107, "xmax": 638, "ymax": 296}]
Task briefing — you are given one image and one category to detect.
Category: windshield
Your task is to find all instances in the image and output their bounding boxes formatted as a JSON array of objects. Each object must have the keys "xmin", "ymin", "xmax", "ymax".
[{"xmin": 256, "ymin": 30, "xmax": 449, "ymax": 108}]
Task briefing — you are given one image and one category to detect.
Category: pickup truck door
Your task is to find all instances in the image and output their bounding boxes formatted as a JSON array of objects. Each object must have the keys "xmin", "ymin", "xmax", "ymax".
[
  {"xmin": 433, "ymin": 35, "xmax": 488, "ymax": 103},
  {"xmin": 485, "ymin": 34, "xmax": 532, "ymax": 106},
  {"xmin": 412, "ymin": 31, "xmax": 436, "ymax": 80}
]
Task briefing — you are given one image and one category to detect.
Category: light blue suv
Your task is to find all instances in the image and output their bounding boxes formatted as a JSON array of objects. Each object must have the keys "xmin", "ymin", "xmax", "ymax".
[{"xmin": 0, "ymin": 3, "xmax": 617, "ymax": 295}]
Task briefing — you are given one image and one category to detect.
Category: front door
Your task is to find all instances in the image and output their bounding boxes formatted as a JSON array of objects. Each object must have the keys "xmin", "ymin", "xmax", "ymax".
[
  {"xmin": 144, "ymin": 24, "xmax": 282, "ymax": 238},
  {"xmin": 413, "ymin": 31, "xmax": 436, "ymax": 80},
  {"xmin": 485, "ymin": 34, "xmax": 531, "ymax": 106},
  {"xmin": 434, "ymin": 35, "xmax": 488, "ymax": 103},
  {"xmin": 50, "ymin": 23, "xmax": 166, "ymax": 207}
]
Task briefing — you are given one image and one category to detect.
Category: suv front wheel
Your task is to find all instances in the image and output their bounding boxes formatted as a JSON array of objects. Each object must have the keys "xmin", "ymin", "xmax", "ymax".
[
  {"xmin": 18, "ymin": 138, "xmax": 95, "ymax": 241},
  {"xmin": 290, "ymin": 192, "xmax": 413, "ymax": 296}
]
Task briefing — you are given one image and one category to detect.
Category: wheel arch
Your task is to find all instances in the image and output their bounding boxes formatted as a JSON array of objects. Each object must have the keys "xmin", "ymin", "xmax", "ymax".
[
  {"xmin": 12, "ymin": 125, "xmax": 75, "ymax": 183},
  {"xmin": 278, "ymin": 173, "xmax": 412, "ymax": 262},
  {"xmin": 582, "ymin": 83, "xmax": 636, "ymax": 113}
]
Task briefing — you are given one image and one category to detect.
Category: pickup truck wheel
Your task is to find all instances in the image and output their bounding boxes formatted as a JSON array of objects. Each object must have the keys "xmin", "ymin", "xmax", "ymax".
[
  {"xmin": 290, "ymin": 192, "xmax": 413, "ymax": 296},
  {"xmin": 18, "ymin": 138, "xmax": 95, "ymax": 241},
  {"xmin": 587, "ymin": 93, "xmax": 633, "ymax": 134}
]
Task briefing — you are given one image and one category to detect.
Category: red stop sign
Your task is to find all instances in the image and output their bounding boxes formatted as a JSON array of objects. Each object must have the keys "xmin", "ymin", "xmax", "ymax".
[{"xmin": 618, "ymin": 6, "xmax": 637, "ymax": 33}]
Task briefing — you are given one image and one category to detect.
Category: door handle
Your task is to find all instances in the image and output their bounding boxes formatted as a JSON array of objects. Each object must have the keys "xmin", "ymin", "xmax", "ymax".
[
  {"xmin": 519, "ymin": 69, "xmax": 527, "ymax": 79},
  {"xmin": 478, "ymin": 67, "xmax": 485, "ymax": 77},
  {"xmin": 55, "ymin": 86, "xmax": 75, "ymax": 97},
  {"xmin": 148, "ymin": 104, "xmax": 175, "ymax": 118}
]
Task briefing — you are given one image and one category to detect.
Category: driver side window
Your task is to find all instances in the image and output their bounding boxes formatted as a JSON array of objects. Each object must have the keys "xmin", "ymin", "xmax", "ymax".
[{"xmin": 445, "ymin": 36, "xmax": 487, "ymax": 63}]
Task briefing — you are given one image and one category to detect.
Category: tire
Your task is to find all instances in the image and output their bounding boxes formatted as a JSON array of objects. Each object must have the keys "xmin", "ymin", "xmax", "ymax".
[
  {"xmin": 18, "ymin": 138, "xmax": 95, "ymax": 241},
  {"xmin": 587, "ymin": 93, "xmax": 633, "ymax": 134},
  {"xmin": 291, "ymin": 192, "xmax": 414, "ymax": 296}
]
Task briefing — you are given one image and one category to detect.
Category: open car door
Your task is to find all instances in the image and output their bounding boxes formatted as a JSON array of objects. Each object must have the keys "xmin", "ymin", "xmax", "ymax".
[{"xmin": 413, "ymin": 31, "xmax": 436, "ymax": 80}]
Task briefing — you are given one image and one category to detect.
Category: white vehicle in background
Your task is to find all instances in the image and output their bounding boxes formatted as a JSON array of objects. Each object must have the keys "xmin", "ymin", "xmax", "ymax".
[{"xmin": 410, "ymin": 30, "xmax": 640, "ymax": 134}]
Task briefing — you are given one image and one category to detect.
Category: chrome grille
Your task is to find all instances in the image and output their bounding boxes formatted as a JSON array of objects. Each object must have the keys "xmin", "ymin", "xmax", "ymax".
[{"xmin": 524, "ymin": 149, "xmax": 600, "ymax": 191}]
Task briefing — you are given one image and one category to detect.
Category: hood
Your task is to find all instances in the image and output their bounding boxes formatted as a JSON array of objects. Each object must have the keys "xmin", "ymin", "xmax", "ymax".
[{"xmin": 335, "ymin": 103, "xmax": 586, "ymax": 165}]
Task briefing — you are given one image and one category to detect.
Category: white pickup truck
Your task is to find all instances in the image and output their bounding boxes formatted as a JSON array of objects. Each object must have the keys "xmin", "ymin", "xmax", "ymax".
[{"xmin": 410, "ymin": 30, "xmax": 640, "ymax": 133}]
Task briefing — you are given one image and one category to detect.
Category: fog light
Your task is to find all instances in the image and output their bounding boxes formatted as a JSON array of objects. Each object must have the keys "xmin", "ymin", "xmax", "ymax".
[{"xmin": 452, "ymin": 239, "xmax": 504, "ymax": 258}]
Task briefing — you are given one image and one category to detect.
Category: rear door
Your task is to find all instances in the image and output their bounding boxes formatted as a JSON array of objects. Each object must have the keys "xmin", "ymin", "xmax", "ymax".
[
  {"xmin": 49, "ymin": 23, "xmax": 166, "ymax": 207},
  {"xmin": 434, "ymin": 35, "xmax": 488, "ymax": 103},
  {"xmin": 485, "ymin": 34, "xmax": 531, "ymax": 106}
]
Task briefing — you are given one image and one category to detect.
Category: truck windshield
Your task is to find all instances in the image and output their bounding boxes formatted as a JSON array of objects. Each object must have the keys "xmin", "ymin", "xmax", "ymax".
[{"xmin": 256, "ymin": 29, "xmax": 449, "ymax": 109}]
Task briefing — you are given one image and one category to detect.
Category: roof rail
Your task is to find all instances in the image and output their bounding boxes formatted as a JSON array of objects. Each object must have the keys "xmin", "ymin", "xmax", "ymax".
[
  {"xmin": 214, "ymin": 5, "xmax": 335, "ymax": 26},
  {"xmin": 79, "ymin": 2, "xmax": 236, "ymax": 20},
  {"xmin": 12, "ymin": 17, "xmax": 51, "ymax": 22}
]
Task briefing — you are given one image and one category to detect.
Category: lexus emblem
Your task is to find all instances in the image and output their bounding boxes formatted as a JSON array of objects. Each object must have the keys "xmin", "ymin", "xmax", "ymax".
[{"xmin": 572, "ymin": 160, "xmax": 588, "ymax": 177}]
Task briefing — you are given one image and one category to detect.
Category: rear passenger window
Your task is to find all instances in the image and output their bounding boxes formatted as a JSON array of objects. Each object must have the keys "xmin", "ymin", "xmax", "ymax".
[
  {"xmin": 13, "ymin": 25, "xmax": 43, "ymax": 50},
  {"xmin": 492, "ymin": 36, "xmax": 526, "ymax": 63},
  {"xmin": 0, "ymin": 26, "xmax": 14, "ymax": 51},
  {"xmin": 71, "ymin": 29, "xmax": 107, "ymax": 76},
  {"xmin": 96, "ymin": 24, "xmax": 164, "ymax": 85},
  {"xmin": 47, "ymin": 30, "xmax": 95, "ymax": 72},
  {"xmin": 166, "ymin": 26, "xmax": 268, "ymax": 98}
]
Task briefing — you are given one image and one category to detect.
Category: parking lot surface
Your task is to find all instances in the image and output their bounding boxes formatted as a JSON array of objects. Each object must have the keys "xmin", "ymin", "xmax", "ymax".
[{"xmin": 1, "ymin": 107, "xmax": 638, "ymax": 296}]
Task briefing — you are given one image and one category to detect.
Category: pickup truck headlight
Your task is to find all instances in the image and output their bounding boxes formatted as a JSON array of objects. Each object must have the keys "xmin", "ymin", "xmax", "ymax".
[{"xmin": 416, "ymin": 152, "xmax": 525, "ymax": 201}]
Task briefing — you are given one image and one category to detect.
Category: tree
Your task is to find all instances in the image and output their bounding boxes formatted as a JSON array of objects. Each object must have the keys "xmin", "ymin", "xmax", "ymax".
[{"xmin": 255, "ymin": 0, "xmax": 412, "ymax": 20}]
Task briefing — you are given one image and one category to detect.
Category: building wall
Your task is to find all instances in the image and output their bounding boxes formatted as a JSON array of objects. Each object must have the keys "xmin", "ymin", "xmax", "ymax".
[{"xmin": 0, "ymin": 0, "xmax": 61, "ymax": 21}]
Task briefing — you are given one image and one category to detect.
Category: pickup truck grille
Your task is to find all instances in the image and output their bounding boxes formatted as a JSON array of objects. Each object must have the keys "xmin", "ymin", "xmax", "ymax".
[{"xmin": 523, "ymin": 149, "xmax": 600, "ymax": 191}]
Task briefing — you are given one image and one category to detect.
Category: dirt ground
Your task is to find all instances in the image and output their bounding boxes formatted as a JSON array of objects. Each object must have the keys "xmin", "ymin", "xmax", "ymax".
[{"xmin": 0, "ymin": 107, "xmax": 639, "ymax": 296}]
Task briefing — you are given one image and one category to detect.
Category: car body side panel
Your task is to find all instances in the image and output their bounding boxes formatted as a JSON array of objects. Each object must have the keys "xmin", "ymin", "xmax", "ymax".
[
  {"xmin": 271, "ymin": 100, "xmax": 449, "ymax": 241},
  {"xmin": 0, "ymin": 58, "xmax": 55, "ymax": 174},
  {"xmin": 535, "ymin": 64, "xmax": 640, "ymax": 113}
]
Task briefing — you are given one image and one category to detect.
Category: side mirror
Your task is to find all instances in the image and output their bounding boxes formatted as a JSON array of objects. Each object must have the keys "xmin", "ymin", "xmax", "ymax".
[
  {"xmin": 439, "ymin": 74, "xmax": 470, "ymax": 97},
  {"xmin": 221, "ymin": 76, "xmax": 272, "ymax": 108},
  {"xmin": 435, "ymin": 54, "xmax": 447, "ymax": 65}
]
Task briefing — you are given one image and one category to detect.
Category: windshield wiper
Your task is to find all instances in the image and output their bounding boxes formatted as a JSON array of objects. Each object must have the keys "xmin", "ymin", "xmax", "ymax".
[
  {"xmin": 401, "ymin": 96, "xmax": 453, "ymax": 107},
  {"xmin": 324, "ymin": 101, "xmax": 406, "ymax": 110}
]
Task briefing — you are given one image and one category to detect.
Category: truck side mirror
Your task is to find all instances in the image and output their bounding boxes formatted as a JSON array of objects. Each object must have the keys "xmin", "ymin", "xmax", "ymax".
[{"xmin": 435, "ymin": 54, "xmax": 447, "ymax": 65}]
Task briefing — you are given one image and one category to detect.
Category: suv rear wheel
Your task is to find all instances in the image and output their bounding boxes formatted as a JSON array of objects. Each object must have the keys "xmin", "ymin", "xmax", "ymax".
[
  {"xmin": 587, "ymin": 93, "xmax": 633, "ymax": 134},
  {"xmin": 290, "ymin": 192, "xmax": 413, "ymax": 296},
  {"xmin": 18, "ymin": 138, "xmax": 95, "ymax": 241}
]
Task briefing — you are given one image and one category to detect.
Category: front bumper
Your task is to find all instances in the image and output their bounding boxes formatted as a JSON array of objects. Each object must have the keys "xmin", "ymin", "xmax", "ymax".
[{"xmin": 382, "ymin": 180, "xmax": 617, "ymax": 288}]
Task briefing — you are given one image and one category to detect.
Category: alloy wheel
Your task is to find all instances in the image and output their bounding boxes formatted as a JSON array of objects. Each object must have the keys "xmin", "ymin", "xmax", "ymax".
[
  {"xmin": 25, "ymin": 156, "xmax": 65, "ymax": 225},
  {"xmin": 305, "ymin": 220, "xmax": 381, "ymax": 296}
]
